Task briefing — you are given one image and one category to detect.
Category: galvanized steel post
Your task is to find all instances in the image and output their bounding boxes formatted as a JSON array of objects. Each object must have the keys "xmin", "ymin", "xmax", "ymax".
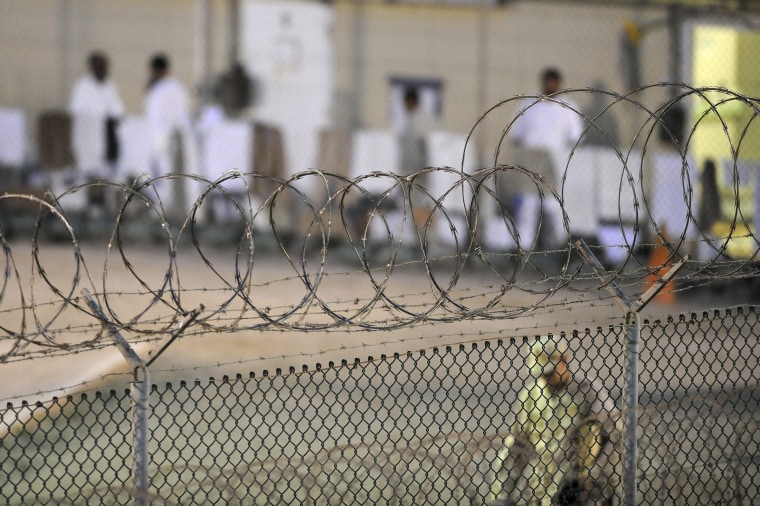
[
  {"xmin": 574, "ymin": 240, "xmax": 687, "ymax": 506},
  {"xmin": 623, "ymin": 311, "xmax": 640, "ymax": 506},
  {"xmin": 84, "ymin": 289, "xmax": 202, "ymax": 505},
  {"xmin": 131, "ymin": 365, "xmax": 151, "ymax": 506}
]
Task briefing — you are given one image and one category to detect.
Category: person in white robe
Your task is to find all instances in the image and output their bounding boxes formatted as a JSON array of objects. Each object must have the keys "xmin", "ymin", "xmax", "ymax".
[
  {"xmin": 69, "ymin": 51, "xmax": 125, "ymax": 178},
  {"xmin": 506, "ymin": 68, "xmax": 584, "ymax": 251},
  {"xmin": 144, "ymin": 53, "xmax": 192, "ymax": 179}
]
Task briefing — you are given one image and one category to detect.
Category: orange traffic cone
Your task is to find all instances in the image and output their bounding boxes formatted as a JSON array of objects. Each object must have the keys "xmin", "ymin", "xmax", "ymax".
[{"xmin": 645, "ymin": 232, "xmax": 676, "ymax": 305}]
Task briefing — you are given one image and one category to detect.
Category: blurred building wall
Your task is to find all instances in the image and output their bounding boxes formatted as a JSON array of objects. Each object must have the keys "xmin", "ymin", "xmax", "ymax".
[
  {"xmin": 0, "ymin": 0, "xmax": 233, "ymax": 143},
  {"xmin": 3, "ymin": 0, "xmax": 754, "ymax": 167},
  {"xmin": 332, "ymin": 1, "xmax": 671, "ymax": 152}
]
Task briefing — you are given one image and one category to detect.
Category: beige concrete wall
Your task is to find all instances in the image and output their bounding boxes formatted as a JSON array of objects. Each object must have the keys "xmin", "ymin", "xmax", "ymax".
[
  {"xmin": 1, "ymin": 0, "xmax": 675, "ymax": 160},
  {"xmin": 333, "ymin": 3, "xmax": 483, "ymax": 132},
  {"xmin": 0, "ymin": 0, "xmax": 232, "ymax": 146},
  {"xmin": 333, "ymin": 1, "xmax": 671, "ymax": 154}
]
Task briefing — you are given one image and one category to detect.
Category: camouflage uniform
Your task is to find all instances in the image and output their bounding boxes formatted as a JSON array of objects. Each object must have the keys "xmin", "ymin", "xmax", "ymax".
[{"xmin": 489, "ymin": 336, "xmax": 619, "ymax": 506}]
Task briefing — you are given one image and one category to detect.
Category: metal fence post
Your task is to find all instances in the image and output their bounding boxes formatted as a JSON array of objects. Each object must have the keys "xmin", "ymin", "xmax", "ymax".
[
  {"xmin": 623, "ymin": 311, "xmax": 640, "ymax": 506},
  {"xmin": 574, "ymin": 240, "xmax": 687, "ymax": 506},
  {"xmin": 83, "ymin": 289, "xmax": 150, "ymax": 505},
  {"xmin": 132, "ymin": 365, "xmax": 151, "ymax": 506},
  {"xmin": 83, "ymin": 290, "xmax": 199, "ymax": 505}
]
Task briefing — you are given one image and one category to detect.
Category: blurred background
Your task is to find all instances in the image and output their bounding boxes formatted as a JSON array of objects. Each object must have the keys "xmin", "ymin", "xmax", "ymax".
[{"xmin": 1, "ymin": 0, "xmax": 760, "ymax": 262}]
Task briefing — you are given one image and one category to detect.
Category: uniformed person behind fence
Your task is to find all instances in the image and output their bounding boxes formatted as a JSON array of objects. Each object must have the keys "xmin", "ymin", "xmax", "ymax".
[{"xmin": 489, "ymin": 335, "xmax": 619, "ymax": 506}]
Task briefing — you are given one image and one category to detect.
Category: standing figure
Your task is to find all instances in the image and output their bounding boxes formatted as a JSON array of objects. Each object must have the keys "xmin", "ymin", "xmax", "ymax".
[
  {"xmin": 395, "ymin": 86, "xmax": 436, "ymax": 174},
  {"xmin": 506, "ymin": 68, "xmax": 583, "ymax": 251},
  {"xmin": 510, "ymin": 68, "xmax": 584, "ymax": 166},
  {"xmin": 392, "ymin": 86, "xmax": 438, "ymax": 245},
  {"xmin": 69, "ymin": 51, "xmax": 125, "ymax": 178},
  {"xmin": 489, "ymin": 336, "xmax": 618, "ymax": 506},
  {"xmin": 144, "ymin": 53, "xmax": 191, "ymax": 178}
]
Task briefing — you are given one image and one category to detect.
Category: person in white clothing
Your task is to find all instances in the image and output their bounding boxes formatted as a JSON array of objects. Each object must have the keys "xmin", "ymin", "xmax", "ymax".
[
  {"xmin": 511, "ymin": 68, "xmax": 584, "ymax": 157},
  {"xmin": 144, "ymin": 53, "xmax": 191, "ymax": 179},
  {"xmin": 505, "ymin": 68, "xmax": 584, "ymax": 251},
  {"xmin": 69, "ymin": 51, "xmax": 125, "ymax": 178},
  {"xmin": 395, "ymin": 87, "xmax": 437, "ymax": 175}
]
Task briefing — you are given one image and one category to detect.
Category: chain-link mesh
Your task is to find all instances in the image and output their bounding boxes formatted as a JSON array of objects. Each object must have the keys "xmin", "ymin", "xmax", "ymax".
[
  {"xmin": 0, "ymin": 82, "xmax": 758, "ymax": 504},
  {"xmin": 3, "ymin": 2, "xmax": 760, "ymax": 504},
  {"xmin": 1, "ymin": 306, "xmax": 757, "ymax": 505},
  {"xmin": 638, "ymin": 307, "xmax": 760, "ymax": 504},
  {"xmin": 2, "ymin": 390, "xmax": 133, "ymax": 503}
]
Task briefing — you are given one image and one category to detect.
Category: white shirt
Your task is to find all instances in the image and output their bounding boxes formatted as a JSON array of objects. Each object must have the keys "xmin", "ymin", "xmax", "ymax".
[
  {"xmin": 395, "ymin": 109, "xmax": 437, "ymax": 173},
  {"xmin": 145, "ymin": 76, "xmax": 191, "ymax": 155},
  {"xmin": 69, "ymin": 74, "xmax": 124, "ymax": 170},
  {"xmin": 510, "ymin": 95, "xmax": 584, "ymax": 181}
]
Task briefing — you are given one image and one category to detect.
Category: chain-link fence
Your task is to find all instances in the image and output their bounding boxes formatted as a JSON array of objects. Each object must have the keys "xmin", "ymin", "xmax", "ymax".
[
  {"xmin": 1, "ymin": 306, "xmax": 758, "ymax": 505},
  {"xmin": 3, "ymin": 2, "xmax": 760, "ymax": 504},
  {"xmin": 0, "ymin": 79, "xmax": 759, "ymax": 501}
]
